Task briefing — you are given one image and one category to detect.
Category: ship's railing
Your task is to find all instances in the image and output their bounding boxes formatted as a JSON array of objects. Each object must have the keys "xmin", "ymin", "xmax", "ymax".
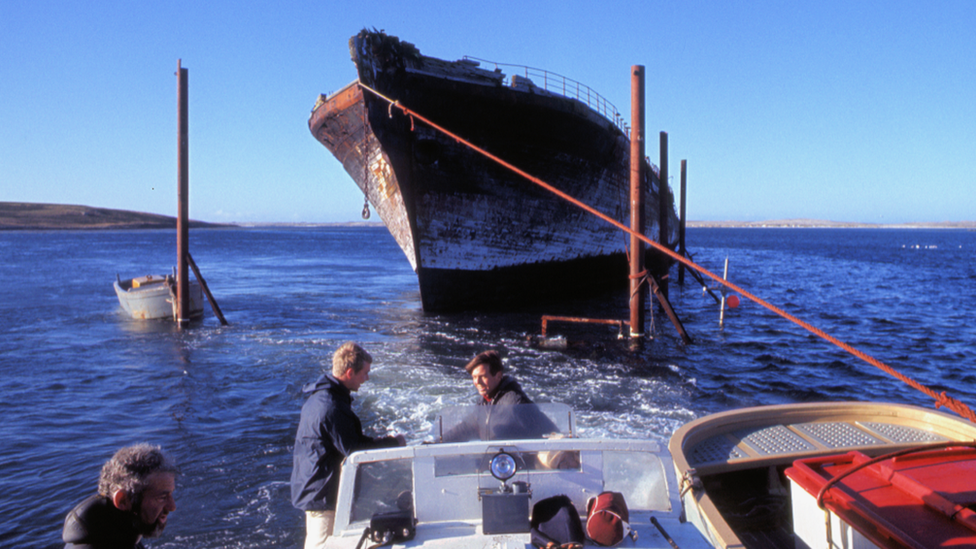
[{"xmin": 463, "ymin": 56, "xmax": 628, "ymax": 134}]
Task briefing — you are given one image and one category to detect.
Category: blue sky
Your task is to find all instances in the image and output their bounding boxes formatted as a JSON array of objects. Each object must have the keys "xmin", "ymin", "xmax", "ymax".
[{"xmin": 2, "ymin": 1, "xmax": 973, "ymax": 223}]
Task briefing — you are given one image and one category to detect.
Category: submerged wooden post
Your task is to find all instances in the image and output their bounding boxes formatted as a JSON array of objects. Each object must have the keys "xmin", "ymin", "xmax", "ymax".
[
  {"xmin": 658, "ymin": 131, "xmax": 669, "ymax": 299},
  {"xmin": 678, "ymin": 159, "xmax": 687, "ymax": 285},
  {"xmin": 176, "ymin": 60, "xmax": 190, "ymax": 324},
  {"xmin": 648, "ymin": 275, "xmax": 692, "ymax": 345},
  {"xmin": 629, "ymin": 65, "xmax": 646, "ymax": 338},
  {"xmin": 187, "ymin": 253, "xmax": 228, "ymax": 326}
]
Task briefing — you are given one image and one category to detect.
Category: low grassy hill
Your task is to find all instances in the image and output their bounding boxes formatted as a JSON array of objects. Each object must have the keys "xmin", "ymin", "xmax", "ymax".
[{"xmin": 0, "ymin": 202, "xmax": 223, "ymax": 230}]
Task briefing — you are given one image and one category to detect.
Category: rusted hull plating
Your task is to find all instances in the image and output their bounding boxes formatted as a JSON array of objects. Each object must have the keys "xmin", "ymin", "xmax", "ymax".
[{"xmin": 309, "ymin": 30, "xmax": 679, "ymax": 311}]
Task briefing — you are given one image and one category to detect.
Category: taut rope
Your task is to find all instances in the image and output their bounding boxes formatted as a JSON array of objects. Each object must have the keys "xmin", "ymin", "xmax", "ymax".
[{"xmin": 357, "ymin": 82, "xmax": 976, "ymax": 423}]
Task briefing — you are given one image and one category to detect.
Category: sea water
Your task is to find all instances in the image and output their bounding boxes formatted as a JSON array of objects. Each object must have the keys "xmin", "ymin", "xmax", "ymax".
[{"xmin": 1, "ymin": 226, "xmax": 973, "ymax": 548}]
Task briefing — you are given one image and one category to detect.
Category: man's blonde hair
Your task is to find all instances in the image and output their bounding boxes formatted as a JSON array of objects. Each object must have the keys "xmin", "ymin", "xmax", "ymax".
[{"xmin": 332, "ymin": 341, "xmax": 372, "ymax": 377}]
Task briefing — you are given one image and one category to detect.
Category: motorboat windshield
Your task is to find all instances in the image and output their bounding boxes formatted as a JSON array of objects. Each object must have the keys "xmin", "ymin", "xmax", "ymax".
[
  {"xmin": 337, "ymin": 439, "xmax": 676, "ymax": 534},
  {"xmin": 431, "ymin": 403, "xmax": 575, "ymax": 443}
]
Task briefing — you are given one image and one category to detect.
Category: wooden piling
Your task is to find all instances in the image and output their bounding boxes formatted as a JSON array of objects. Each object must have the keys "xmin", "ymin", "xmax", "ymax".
[
  {"xmin": 720, "ymin": 257, "xmax": 729, "ymax": 329},
  {"xmin": 629, "ymin": 66, "xmax": 646, "ymax": 338},
  {"xmin": 658, "ymin": 131, "xmax": 669, "ymax": 299},
  {"xmin": 649, "ymin": 275, "xmax": 692, "ymax": 345},
  {"xmin": 678, "ymin": 159, "xmax": 687, "ymax": 285},
  {"xmin": 188, "ymin": 253, "xmax": 228, "ymax": 326},
  {"xmin": 176, "ymin": 60, "xmax": 190, "ymax": 325}
]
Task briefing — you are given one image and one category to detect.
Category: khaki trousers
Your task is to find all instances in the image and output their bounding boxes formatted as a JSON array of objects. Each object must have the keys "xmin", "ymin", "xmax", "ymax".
[{"xmin": 304, "ymin": 510, "xmax": 335, "ymax": 549}]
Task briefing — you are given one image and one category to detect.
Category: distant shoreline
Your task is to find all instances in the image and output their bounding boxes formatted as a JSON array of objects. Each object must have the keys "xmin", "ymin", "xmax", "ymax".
[
  {"xmin": 0, "ymin": 202, "xmax": 228, "ymax": 231},
  {"xmin": 2, "ymin": 202, "xmax": 973, "ymax": 231},
  {"xmin": 685, "ymin": 219, "xmax": 976, "ymax": 229}
]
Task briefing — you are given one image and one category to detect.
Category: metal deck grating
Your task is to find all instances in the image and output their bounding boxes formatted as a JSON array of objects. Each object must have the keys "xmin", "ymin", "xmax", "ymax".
[
  {"xmin": 858, "ymin": 421, "xmax": 948, "ymax": 444},
  {"xmin": 793, "ymin": 421, "xmax": 883, "ymax": 448},
  {"xmin": 686, "ymin": 419, "xmax": 955, "ymax": 466},
  {"xmin": 689, "ymin": 435, "xmax": 749, "ymax": 465},
  {"xmin": 738, "ymin": 425, "xmax": 816, "ymax": 456}
]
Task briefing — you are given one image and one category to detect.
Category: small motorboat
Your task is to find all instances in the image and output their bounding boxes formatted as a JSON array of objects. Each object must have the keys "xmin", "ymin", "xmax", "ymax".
[
  {"xmin": 325, "ymin": 403, "xmax": 712, "ymax": 548},
  {"xmin": 322, "ymin": 401, "xmax": 976, "ymax": 549},
  {"xmin": 114, "ymin": 271, "xmax": 203, "ymax": 320}
]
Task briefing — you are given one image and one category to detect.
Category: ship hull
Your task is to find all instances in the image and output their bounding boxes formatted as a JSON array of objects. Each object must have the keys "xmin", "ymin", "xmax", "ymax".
[{"xmin": 310, "ymin": 31, "xmax": 679, "ymax": 312}]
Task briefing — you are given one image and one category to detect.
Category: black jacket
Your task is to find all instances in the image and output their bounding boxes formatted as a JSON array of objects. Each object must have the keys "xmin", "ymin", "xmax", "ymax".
[
  {"xmin": 290, "ymin": 373, "xmax": 400, "ymax": 511},
  {"xmin": 62, "ymin": 494, "xmax": 145, "ymax": 549}
]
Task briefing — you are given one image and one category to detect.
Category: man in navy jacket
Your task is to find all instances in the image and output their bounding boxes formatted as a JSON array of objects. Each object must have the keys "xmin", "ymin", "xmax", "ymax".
[{"xmin": 291, "ymin": 342, "xmax": 405, "ymax": 549}]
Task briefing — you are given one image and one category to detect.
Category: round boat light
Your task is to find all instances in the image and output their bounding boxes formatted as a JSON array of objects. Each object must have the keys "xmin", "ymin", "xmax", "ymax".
[{"xmin": 489, "ymin": 452, "xmax": 518, "ymax": 481}]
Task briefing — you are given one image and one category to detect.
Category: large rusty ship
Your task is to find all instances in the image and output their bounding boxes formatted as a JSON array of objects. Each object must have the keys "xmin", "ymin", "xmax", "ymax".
[{"xmin": 309, "ymin": 29, "xmax": 679, "ymax": 311}]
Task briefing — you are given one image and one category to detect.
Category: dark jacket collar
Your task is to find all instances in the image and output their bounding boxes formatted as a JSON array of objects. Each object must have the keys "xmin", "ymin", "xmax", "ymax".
[
  {"xmin": 303, "ymin": 373, "xmax": 352, "ymax": 402},
  {"xmin": 488, "ymin": 375, "xmax": 517, "ymax": 402}
]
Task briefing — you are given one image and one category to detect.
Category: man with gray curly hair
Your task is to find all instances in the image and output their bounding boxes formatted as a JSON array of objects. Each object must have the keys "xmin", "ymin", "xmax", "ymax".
[{"xmin": 63, "ymin": 443, "xmax": 178, "ymax": 549}]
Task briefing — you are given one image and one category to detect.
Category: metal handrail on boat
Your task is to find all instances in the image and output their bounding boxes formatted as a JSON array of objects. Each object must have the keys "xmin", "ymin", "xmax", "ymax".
[{"xmin": 463, "ymin": 56, "xmax": 627, "ymax": 133}]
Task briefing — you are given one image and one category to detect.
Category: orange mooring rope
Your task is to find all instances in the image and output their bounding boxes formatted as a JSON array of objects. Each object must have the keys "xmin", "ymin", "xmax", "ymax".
[{"xmin": 358, "ymin": 82, "xmax": 976, "ymax": 423}]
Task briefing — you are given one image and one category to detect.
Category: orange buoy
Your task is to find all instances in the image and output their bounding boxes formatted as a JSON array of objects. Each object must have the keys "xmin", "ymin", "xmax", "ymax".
[{"xmin": 727, "ymin": 295, "xmax": 740, "ymax": 308}]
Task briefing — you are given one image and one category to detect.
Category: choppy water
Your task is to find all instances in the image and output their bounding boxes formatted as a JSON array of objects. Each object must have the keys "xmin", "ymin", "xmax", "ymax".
[{"xmin": 1, "ymin": 226, "xmax": 974, "ymax": 548}]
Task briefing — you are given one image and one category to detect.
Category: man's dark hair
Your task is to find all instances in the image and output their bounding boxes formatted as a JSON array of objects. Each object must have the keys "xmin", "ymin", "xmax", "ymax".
[{"xmin": 464, "ymin": 350, "xmax": 503, "ymax": 375}]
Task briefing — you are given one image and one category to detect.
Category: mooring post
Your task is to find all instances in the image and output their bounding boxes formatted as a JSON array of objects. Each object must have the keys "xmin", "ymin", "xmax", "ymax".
[
  {"xmin": 176, "ymin": 60, "xmax": 190, "ymax": 325},
  {"xmin": 658, "ymin": 131, "xmax": 669, "ymax": 299},
  {"xmin": 187, "ymin": 253, "xmax": 228, "ymax": 326},
  {"xmin": 648, "ymin": 275, "xmax": 692, "ymax": 345},
  {"xmin": 719, "ymin": 256, "xmax": 729, "ymax": 329},
  {"xmin": 629, "ymin": 65, "xmax": 646, "ymax": 338},
  {"xmin": 678, "ymin": 159, "xmax": 687, "ymax": 285}
]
